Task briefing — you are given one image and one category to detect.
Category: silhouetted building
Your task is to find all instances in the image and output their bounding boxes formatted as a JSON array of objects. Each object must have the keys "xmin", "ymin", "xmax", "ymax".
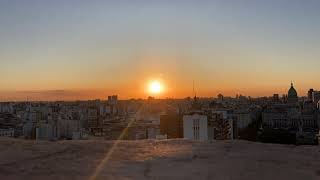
[
  {"xmin": 308, "ymin": 89, "xmax": 314, "ymax": 101},
  {"xmin": 273, "ymin": 94, "xmax": 280, "ymax": 102},
  {"xmin": 288, "ymin": 82, "xmax": 298, "ymax": 104},
  {"xmin": 160, "ymin": 113, "xmax": 183, "ymax": 139},
  {"xmin": 217, "ymin": 94, "xmax": 224, "ymax": 102},
  {"xmin": 108, "ymin": 95, "xmax": 118, "ymax": 105},
  {"xmin": 312, "ymin": 91, "xmax": 320, "ymax": 104},
  {"xmin": 191, "ymin": 96, "xmax": 202, "ymax": 110}
]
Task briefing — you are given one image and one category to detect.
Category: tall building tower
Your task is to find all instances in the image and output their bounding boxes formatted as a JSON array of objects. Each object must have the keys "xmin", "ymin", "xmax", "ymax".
[{"xmin": 308, "ymin": 89, "xmax": 314, "ymax": 101}]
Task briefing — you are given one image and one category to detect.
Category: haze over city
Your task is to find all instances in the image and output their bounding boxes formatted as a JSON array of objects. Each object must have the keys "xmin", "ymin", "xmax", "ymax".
[
  {"xmin": 2, "ymin": 1, "xmax": 320, "ymax": 180},
  {"xmin": 1, "ymin": 0, "xmax": 320, "ymax": 101}
]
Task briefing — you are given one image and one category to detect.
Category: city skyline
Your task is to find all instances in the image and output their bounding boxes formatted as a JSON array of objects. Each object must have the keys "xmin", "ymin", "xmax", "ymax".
[
  {"xmin": 2, "ymin": 1, "xmax": 320, "ymax": 179},
  {"xmin": 1, "ymin": 0, "xmax": 320, "ymax": 100},
  {"xmin": 0, "ymin": 82, "xmax": 313, "ymax": 101}
]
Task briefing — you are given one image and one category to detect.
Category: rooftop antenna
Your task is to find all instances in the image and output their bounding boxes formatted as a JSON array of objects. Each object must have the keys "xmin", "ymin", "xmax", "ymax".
[{"xmin": 193, "ymin": 80, "xmax": 196, "ymax": 97}]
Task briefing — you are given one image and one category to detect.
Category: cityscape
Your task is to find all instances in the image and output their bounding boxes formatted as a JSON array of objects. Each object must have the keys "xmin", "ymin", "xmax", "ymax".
[
  {"xmin": 1, "ymin": 1, "xmax": 320, "ymax": 180},
  {"xmin": 1, "ymin": 82, "xmax": 320, "ymax": 144},
  {"xmin": 1, "ymin": 82, "xmax": 320, "ymax": 179}
]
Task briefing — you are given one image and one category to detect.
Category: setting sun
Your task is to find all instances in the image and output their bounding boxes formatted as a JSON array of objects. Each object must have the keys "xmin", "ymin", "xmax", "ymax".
[{"xmin": 148, "ymin": 81, "xmax": 163, "ymax": 94}]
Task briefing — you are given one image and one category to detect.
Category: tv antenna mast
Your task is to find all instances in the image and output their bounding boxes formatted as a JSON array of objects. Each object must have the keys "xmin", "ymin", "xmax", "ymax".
[{"xmin": 193, "ymin": 80, "xmax": 196, "ymax": 97}]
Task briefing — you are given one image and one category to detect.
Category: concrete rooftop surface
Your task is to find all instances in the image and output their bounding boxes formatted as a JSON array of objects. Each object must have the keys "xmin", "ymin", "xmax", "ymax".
[{"xmin": 0, "ymin": 138, "xmax": 320, "ymax": 180}]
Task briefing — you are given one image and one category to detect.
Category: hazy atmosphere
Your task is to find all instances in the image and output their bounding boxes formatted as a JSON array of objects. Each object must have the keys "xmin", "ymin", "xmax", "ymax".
[
  {"xmin": 1, "ymin": 0, "xmax": 320, "ymax": 100},
  {"xmin": 1, "ymin": 1, "xmax": 320, "ymax": 180}
]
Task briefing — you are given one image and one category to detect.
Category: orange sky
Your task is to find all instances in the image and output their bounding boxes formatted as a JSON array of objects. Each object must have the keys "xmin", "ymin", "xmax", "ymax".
[
  {"xmin": 1, "ymin": 1, "xmax": 320, "ymax": 101},
  {"xmin": 0, "ymin": 81, "xmax": 315, "ymax": 101}
]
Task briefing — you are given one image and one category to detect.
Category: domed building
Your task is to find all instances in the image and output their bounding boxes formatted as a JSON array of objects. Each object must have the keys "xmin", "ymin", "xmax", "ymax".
[{"xmin": 287, "ymin": 82, "xmax": 298, "ymax": 104}]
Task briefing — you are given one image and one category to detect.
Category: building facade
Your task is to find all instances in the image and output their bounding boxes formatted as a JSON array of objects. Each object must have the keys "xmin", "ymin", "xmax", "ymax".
[{"xmin": 183, "ymin": 112, "xmax": 208, "ymax": 141}]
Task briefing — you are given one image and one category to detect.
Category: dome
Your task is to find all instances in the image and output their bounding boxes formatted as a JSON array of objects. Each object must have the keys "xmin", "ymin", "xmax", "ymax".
[
  {"xmin": 288, "ymin": 83, "xmax": 297, "ymax": 97},
  {"xmin": 288, "ymin": 82, "xmax": 298, "ymax": 103}
]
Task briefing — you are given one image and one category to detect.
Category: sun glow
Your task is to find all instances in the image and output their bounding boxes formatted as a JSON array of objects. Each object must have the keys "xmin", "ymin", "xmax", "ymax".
[{"xmin": 148, "ymin": 80, "xmax": 163, "ymax": 94}]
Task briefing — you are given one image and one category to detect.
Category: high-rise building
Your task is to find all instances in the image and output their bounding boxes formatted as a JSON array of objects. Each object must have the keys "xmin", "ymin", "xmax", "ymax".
[
  {"xmin": 107, "ymin": 95, "xmax": 118, "ymax": 105},
  {"xmin": 273, "ymin": 94, "xmax": 280, "ymax": 102},
  {"xmin": 312, "ymin": 91, "xmax": 320, "ymax": 104},
  {"xmin": 308, "ymin": 89, "xmax": 314, "ymax": 101},
  {"xmin": 107, "ymin": 95, "xmax": 118, "ymax": 115}
]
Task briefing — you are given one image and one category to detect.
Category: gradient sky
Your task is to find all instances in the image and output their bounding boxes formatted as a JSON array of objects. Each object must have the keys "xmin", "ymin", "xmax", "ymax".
[{"xmin": 1, "ymin": 0, "xmax": 320, "ymax": 101}]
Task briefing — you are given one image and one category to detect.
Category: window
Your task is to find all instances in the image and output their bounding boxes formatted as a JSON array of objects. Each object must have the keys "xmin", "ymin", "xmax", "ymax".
[{"xmin": 193, "ymin": 119, "xmax": 200, "ymax": 140}]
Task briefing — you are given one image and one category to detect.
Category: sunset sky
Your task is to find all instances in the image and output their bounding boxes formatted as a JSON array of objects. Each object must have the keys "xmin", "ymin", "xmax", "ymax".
[{"xmin": 1, "ymin": 0, "xmax": 320, "ymax": 101}]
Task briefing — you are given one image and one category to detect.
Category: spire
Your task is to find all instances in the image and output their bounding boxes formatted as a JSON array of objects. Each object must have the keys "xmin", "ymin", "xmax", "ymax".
[{"xmin": 291, "ymin": 81, "xmax": 294, "ymax": 87}]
